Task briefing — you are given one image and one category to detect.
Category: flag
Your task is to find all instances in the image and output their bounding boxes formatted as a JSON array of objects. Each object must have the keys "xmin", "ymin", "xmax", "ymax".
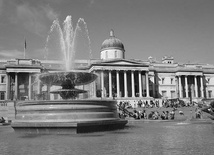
[
  {"xmin": 24, "ymin": 39, "xmax": 27, "ymax": 50},
  {"xmin": 24, "ymin": 38, "xmax": 26, "ymax": 59}
]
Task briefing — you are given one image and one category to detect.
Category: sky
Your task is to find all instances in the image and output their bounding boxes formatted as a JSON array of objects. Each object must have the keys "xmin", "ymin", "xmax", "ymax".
[{"xmin": 0, "ymin": 0, "xmax": 214, "ymax": 64}]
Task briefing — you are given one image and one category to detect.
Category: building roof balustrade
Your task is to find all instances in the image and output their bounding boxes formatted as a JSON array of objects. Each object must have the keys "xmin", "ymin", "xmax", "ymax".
[
  {"xmin": 6, "ymin": 59, "xmax": 42, "ymax": 66},
  {"xmin": 177, "ymin": 67, "xmax": 202, "ymax": 72}
]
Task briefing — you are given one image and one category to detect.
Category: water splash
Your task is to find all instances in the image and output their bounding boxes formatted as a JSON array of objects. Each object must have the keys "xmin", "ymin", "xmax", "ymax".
[
  {"xmin": 45, "ymin": 16, "xmax": 92, "ymax": 71},
  {"xmin": 76, "ymin": 18, "xmax": 92, "ymax": 64}
]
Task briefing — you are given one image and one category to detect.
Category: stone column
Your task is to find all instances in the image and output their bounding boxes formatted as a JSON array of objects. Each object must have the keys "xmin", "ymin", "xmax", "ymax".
[
  {"xmin": 200, "ymin": 76, "xmax": 204, "ymax": 98},
  {"xmin": 37, "ymin": 80, "xmax": 41, "ymax": 94},
  {"xmin": 131, "ymin": 70, "xmax": 135, "ymax": 97},
  {"xmin": 124, "ymin": 71, "xmax": 128, "ymax": 98},
  {"xmin": 28, "ymin": 74, "xmax": 32, "ymax": 100},
  {"xmin": 145, "ymin": 71, "xmax": 150, "ymax": 97},
  {"xmin": 175, "ymin": 77, "xmax": 178, "ymax": 98},
  {"xmin": 185, "ymin": 76, "xmax": 188, "ymax": 98},
  {"xmin": 92, "ymin": 71, "xmax": 97, "ymax": 98},
  {"xmin": 116, "ymin": 70, "xmax": 120, "ymax": 98},
  {"xmin": 194, "ymin": 76, "xmax": 198, "ymax": 98},
  {"xmin": 36, "ymin": 79, "xmax": 42, "ymax": 100},
  {"xmin": 206, "ymin": 87, "xmax": 208, "ymax": 98},
  {"xmin": 109, "ymin": 70, "xmax": 112, "ymax": 98},
  {"xmin": 93, "ymin": 80, "xmax": 97, "ymax": 98},
  {"xmin": 47, "ymin": 84, "xmax": 50, "ymax": 100},
  {"xmin": 152, "ymin": 76, "xmax": 155, "ymax": 97},
  {"xmin": 6, "ymin": 74, "xmax": 10, "ymax": 100},
  {"xmin": 178, "ymin": 76, "xmax": 182, "ymax": 98},
  {"xmin": 15, "ymin": 73, "xmax": 18, "ymax": 100},
  {"xmin": 101, "ymin": 70, "xmax": 104, "ymax": 98},
  {"xmin": 138, "ymin": 71, "xmax": 142, "ymax": 97}
]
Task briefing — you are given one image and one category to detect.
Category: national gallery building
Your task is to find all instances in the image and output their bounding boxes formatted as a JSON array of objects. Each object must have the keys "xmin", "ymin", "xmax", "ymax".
[{"xmin": 0, "ymin": 30, "xmax": 214, "ymax": 103}]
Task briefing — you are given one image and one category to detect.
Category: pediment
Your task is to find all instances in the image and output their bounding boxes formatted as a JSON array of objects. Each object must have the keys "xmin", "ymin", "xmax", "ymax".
[
  {"xmin": 98, "ymin": 59, "xmax": 146, "ymax": 66},
  {"xmin": 108, "ymin": 61, "xmax": 137, "ymax": 65},
  {"xmin": 89, "ymin": 59, "xmax": 149, "ymax": 71}
]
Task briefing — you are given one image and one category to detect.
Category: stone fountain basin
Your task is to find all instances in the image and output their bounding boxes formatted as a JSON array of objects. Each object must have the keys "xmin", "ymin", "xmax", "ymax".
[
  {"xmin": 11, "ymin": 99, "xmax": 127, "ymax": 134},
  {"xmin": 39, "ymin": 71, "xmax": 97, "ymax": 86},
  {"xmin": 50, "ymin": 88, "xmax": 87, "ymax": 94}
]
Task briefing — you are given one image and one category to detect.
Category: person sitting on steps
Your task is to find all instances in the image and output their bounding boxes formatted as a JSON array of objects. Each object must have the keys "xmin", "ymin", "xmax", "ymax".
[{"xmin": 0, "ymin": 117, "xmax": 5, "ymax": 123}]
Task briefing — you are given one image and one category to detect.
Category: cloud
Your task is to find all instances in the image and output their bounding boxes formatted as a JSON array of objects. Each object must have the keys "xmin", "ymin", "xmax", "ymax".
[
  {"xmin": 42, "ymin": 5, "xmax": 58, "ymax": 21},
  {"xmin": 11, "ymin": 3, "xmax": 59, "ymax": 36},
  {"xmin": 90, "ymin": 0, "xmax": 95, "ymax": 5},
  {"xmin": 0, "ymin": 50, "xmax": 24, "ymax": 59},
  {"xmin": 88, "ymin": 0, "xmax": 96, "ymax": 7}
]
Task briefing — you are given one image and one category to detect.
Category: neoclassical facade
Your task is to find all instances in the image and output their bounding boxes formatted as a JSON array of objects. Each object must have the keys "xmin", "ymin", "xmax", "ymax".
[{"xmin": 0, "ymin": 30, "xmax": 214, "ymax": 102}]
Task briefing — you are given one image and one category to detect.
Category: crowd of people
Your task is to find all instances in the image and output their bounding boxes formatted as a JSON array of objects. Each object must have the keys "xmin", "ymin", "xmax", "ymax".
[
  {"xmin": 132, "ymin": 108, "xmax": 176, "ymax": 120},
  {"xmin": 118, "ymin": 99, "xmax": 203, "ymax": 120},
  {"xmin": 134, "ymin": 98, "xmax": 196, "ymax": 109}
]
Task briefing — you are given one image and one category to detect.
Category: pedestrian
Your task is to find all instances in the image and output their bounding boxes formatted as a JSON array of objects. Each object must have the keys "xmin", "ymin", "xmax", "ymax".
[
  {"xmin": 160, "ymin": 111, "xmax": 166, "ymax": 120},
  {"xmin": 170, "ymin": 110, "xmax": 175, "ymax": 120}
]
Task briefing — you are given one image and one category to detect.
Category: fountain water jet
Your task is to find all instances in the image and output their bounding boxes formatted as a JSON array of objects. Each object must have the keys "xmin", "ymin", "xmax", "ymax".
[
  {"xmin": 45, "ymin": 16, "xmax": 91, "ymax": 70},
  {"xmin": 11, "ymin": 16, "xmax": 127, "ymax": 134}
]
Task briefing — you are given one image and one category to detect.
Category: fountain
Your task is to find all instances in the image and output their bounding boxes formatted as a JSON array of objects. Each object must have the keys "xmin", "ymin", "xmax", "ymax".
[{"xmin": 11, "ymin": 16, "xmax": 127, "ymax": 134}]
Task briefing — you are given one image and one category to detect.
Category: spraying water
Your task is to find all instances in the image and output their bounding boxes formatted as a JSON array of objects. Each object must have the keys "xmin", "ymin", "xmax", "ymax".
[{"xmin": 45, "ymin": 16, "xmax": 92, "ymax": 71}]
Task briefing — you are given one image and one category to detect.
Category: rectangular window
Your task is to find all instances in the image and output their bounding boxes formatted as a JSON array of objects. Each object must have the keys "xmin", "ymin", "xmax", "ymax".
[
  {"xmin": 117, "ymin": 51, "xmax": 120, "ymax": 58},
  {"xmin": 105, "ymin": 51, "xmax": 108, "ymax": 59},
  {"xmin": 162, "ymin": 78, "xmax": 165, "ymax": 84},
  {"xmin": 171, "ymin": 91, "xmax": 175, "ymax": 98},
  {"xmin": 162, "ymin": 90, "xmax": 167, "ymax": 97},
  {"xmin": 0, "ymin": 91, "xmax": 5, "ymax": 100},
  {"xmin": 1, "ymin": 75, "xmax": 6, "ymax": 83},
  {"xmin": 171, "ymin": 78, "xmax": 173, "ymax": 84},
  {"xmin": 207, "ymin": 78, "xmax": 210, "ymax": 84},
  {"xmin": 54, "ymin": 94, "xmax": 58, "ymax": 100},
  {"xmin": 208, "ymin": 90, "xmax": 212, "ymax": 98}
]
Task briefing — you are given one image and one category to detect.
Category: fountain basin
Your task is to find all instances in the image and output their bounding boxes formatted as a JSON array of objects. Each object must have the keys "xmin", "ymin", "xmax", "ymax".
[
  {"xmin": 11, "ymin": 99, "xmax": 127, "ymax": 134},
  {"xmin": 39, "ymin": 71, "xmax": 97, "ymax": 86}
]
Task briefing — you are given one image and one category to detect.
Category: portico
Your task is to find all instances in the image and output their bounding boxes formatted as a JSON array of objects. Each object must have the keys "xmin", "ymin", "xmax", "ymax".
[
  {"xmin": 5, "ymin": 59, "xmax": 42, "ymax": 100},
  {"xmin": 176, "ymin": 72, "xmax": 204, "ymax": 99},
  {"xmin": 89, "ymin": 59, "xmax": 150, "ymax": 99}
]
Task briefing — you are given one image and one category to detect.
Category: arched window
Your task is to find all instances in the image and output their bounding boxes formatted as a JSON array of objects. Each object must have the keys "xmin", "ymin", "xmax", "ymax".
[{"xmin": 105, "ymin": 51, "xmax": 108, "ymax": 59}]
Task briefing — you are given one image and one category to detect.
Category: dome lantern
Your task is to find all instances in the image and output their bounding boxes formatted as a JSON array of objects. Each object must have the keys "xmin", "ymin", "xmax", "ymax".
[{"xmin": 110, "ymin": 29, "xmax": 114, "ymax": 37}]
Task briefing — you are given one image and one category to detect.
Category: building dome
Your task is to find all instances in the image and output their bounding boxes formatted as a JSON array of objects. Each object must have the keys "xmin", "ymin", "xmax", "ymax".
[
  {"xmin": 100, "ymin": 30, "xmax": 125, "ymax": 60},
  {"xmin": 101, "ymin": 30, "xmax": 125, "ymax": 51}
]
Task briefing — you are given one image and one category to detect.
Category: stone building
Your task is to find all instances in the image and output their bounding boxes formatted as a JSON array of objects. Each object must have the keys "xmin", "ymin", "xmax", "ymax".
[{"xmin": 0, "ymin": 30, "xmax": 214, "ymax": 103}]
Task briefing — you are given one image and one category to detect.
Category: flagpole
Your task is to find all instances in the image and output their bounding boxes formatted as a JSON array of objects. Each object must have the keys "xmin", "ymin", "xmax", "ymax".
[{"xmin": 24, "ymin": 38, "xmax": 26, "ymax": 59}]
